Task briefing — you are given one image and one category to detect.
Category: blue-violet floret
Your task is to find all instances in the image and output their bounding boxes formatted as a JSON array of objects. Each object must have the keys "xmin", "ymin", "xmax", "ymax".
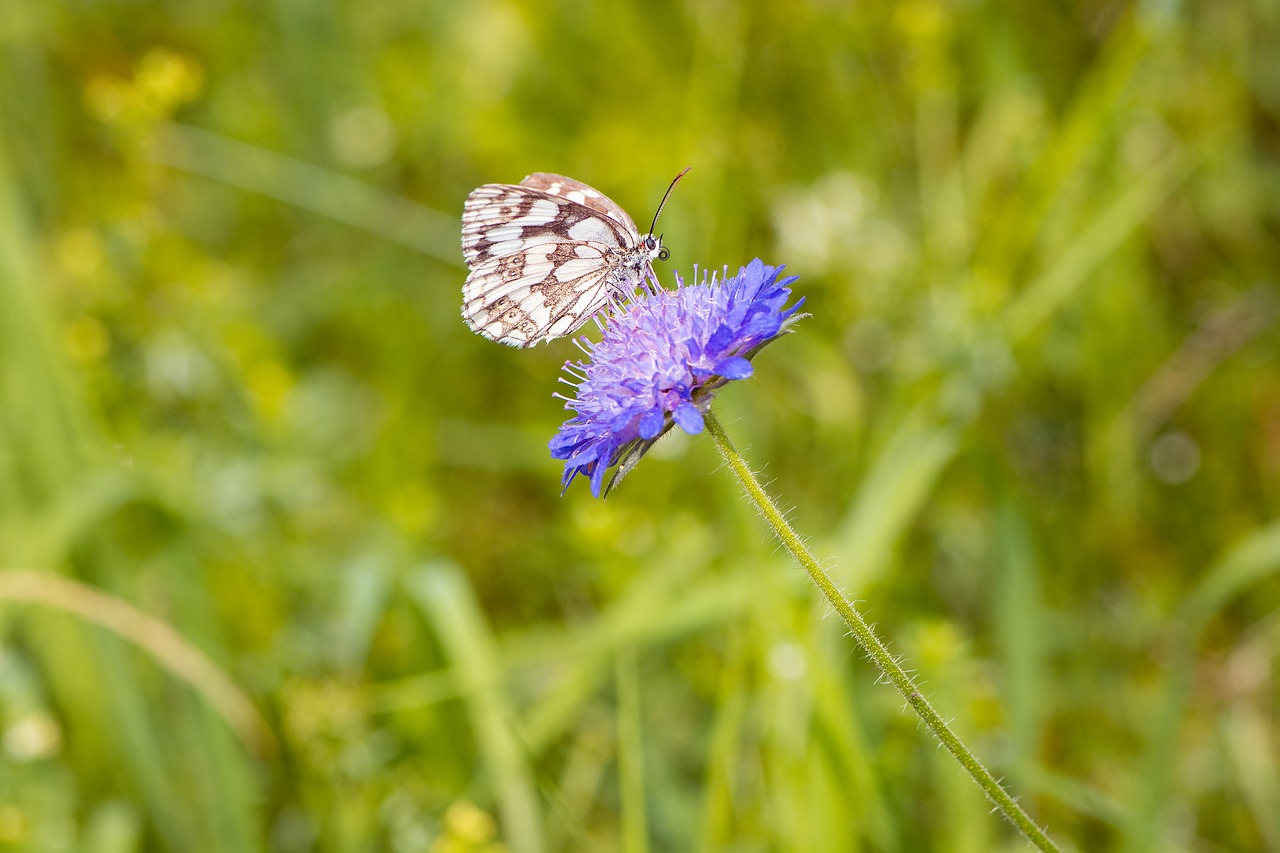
[{"xmin": 550, "ymin": 258, "xmax": 803, "ymax": 497}]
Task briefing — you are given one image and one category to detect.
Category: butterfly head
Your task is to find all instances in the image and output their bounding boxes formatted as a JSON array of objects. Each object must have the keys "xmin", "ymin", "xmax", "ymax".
[{"xmin": 640, "ymin": 232, "xmax": 669, "ymax": 263}]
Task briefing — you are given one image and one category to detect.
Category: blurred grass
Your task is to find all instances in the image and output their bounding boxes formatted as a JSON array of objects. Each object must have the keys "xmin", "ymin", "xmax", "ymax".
[{"xmin": 2, "ymin": 0, "xmax": 1279, "ymax": 851}]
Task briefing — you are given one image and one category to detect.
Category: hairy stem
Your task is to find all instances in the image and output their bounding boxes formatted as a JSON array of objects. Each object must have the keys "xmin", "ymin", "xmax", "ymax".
[{"xmin": 703, "ymin": 409, "xmax": 1059, "ymax": 853}]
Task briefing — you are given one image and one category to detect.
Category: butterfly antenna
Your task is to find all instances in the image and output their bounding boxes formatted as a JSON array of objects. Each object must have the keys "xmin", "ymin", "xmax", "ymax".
[{"xmin": 647, "ymin": 166, "xmax": 691, "ymax": 237}]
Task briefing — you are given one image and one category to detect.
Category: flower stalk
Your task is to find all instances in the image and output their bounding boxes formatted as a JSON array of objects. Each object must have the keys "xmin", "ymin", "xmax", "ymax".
[
  {"xmin": 703, "ymin": 408, "xmax": 1060, "ymax": 853},
  {"xmin": 548, "ymin": 257, "xmax": 1059, "ymax": 849}
]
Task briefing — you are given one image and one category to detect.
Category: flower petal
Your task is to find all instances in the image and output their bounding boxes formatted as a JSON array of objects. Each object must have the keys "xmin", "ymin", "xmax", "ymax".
[
  {"xmin": 638, "ymin": 409, "xmax": 665, "ymax": 439},
  {"xmin": 673, "ymin": 401, "xmax": 705, "ymax": 434},
  {"xmin": 714, "ymin": 357, "xmax": 754, "ymax": 379}
]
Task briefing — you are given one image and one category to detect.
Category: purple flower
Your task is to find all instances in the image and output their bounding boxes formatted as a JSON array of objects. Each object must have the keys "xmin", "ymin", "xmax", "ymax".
[{"xmin": 550, "ymin": 259, "xmax": 804, "ymax": 497}]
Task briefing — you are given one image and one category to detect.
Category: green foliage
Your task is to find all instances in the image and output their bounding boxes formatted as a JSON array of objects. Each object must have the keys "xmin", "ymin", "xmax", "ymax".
[{"xmin": 1, "ymin": 1, "xmax": 1278, "ymax": 850}]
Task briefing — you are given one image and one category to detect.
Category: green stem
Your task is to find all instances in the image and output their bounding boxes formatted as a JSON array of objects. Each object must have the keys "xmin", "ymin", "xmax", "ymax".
[{"xmin": 703, "ymin": 409, "xmax": 1060, "ymax": 853}]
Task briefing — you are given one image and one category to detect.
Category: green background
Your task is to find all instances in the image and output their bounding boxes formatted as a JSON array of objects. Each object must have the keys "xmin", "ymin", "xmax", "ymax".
[{"xmin": 2, "ymin": 1, "xmax": 1279, "ymax": 850}]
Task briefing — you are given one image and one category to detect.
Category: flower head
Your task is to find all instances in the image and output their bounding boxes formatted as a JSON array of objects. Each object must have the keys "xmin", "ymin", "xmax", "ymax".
[{"xmin": 550, "ymin": 259, "xmax": 804, "ymax": 497}]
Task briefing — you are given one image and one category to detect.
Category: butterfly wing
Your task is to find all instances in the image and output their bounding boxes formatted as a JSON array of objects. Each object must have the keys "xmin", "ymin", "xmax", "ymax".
[
  {"xmin": 461, "ymin": 182, "xmax": 637, "ymax": 268},
  {"xmin": 518, "ymin": 173, "xmax": 641, "ymax": 236},
  {"xmin": 462, "ymin": 240, "xmax": 617, "ymax": 347},
  {"xmin": 460, "ymin": 176, "xmax": 656, "ymax": 346}
]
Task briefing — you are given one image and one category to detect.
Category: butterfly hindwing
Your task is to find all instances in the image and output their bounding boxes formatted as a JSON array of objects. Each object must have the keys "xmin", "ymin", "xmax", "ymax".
[{"xmin": 462, "ymin": 240, "xmax": 616, "ymax": 347}]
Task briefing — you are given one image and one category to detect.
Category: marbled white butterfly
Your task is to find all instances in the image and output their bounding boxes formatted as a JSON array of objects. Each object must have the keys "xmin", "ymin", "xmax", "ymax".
[{"xmin": 461, "ymin": 169, "xmax": 688, "ymax": 347}]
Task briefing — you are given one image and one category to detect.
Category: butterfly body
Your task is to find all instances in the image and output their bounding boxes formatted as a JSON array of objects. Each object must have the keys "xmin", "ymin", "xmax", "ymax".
[{"xmin": 461, "ymin": 173, "xmax": 665, "ymax": 347}]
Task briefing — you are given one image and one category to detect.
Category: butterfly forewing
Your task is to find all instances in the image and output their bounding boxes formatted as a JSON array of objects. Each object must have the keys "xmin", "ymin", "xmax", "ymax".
[
  {"xmin": 460, "ymin": 173, "xmax": 663, "ymax": 347},
  {"xmin": 462, "ymin": 183, "xmax": 632, "ymax": 266},
  {"xmin": 518, "ymin": 173, "xmax": 640, "ymax": 234}
]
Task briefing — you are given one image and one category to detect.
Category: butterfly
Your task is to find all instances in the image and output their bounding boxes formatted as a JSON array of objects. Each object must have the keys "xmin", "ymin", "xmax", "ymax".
[{"xmin": 461, "ymin": 169, "xmax": 688, "ymax": 347}]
